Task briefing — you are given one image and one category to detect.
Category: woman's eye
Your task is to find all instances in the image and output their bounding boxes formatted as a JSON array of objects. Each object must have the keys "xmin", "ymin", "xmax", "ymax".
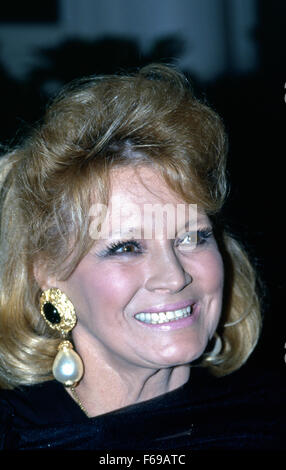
[
  {"xmin": 176, "ymin": 228, "xmax": 213, "ymax": 249},
  {"xmin": 179, "ymin": 233, "xmax": 195, "ymax": 245},
  {"xmin": 115, "ymin": 243, "xmax": 139, "ymax": 254},
  {"xmin": 101, "ymin": 240, "xmax": 143, "ymax": 257},
  {"xmin": 198, "ymin": 228, "xmax": 213, "ymax": 245}
]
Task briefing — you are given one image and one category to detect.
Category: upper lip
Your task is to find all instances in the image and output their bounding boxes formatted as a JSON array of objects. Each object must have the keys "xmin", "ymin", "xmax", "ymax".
[{"xmin": 135, "ymin": 299, "xmax": 196, "ymax": 315}]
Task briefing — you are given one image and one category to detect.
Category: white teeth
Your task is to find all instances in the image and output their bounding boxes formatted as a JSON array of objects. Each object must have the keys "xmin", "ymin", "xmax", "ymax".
[
  {"xmin": 166, "ymin": 311, "xmax": 175, "ymax": 320},
  {"xmin": 135, "ymin": 305, "xmax": 192, "ymax": 324},
  {"xmin": 145, "ymin": 313, "xmax": 151, "ymax": 323},
  {"xmin": 151, "ymin": 313, "xmax": 159, "ymax": 323},
  {"xmin": 158, "ymin": 312, "xmax": 166, "ymax": 323}
]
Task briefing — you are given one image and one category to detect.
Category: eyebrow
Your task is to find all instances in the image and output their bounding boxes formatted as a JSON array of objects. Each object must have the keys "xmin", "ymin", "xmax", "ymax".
[{"xmin": 108, "ymin": 216, "xmax": 209, "ymax": 240}]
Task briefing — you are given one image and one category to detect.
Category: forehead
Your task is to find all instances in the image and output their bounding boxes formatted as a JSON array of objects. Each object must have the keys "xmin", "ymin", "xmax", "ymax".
[
  {"xmin": 109, "ymin": 166, "xmax": 183, "ymax": 205},
  {"xmin": 88, "ymin": 166, "xmax": 204, "ymax": 241},
  {"xmin": 92, "ymin": 166, "xmax": 199, "ymax": 241}
]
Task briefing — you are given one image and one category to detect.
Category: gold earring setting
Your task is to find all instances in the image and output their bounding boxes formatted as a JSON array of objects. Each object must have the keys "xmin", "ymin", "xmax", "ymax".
[{"xmin": 40, "ymin": 288, "xmax": 84, "ymax": 387}]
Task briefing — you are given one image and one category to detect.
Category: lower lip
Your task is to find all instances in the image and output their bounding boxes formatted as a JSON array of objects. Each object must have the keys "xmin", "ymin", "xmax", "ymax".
[{"xmin": 134, "ymin": 303, "xmax": 200, "ymax": 331}]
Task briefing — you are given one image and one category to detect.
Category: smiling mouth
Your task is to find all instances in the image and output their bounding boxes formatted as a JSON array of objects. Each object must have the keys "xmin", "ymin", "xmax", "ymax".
[{"xmin": 134, "ymin": 305, "xmax": 192, "ymax": 325}]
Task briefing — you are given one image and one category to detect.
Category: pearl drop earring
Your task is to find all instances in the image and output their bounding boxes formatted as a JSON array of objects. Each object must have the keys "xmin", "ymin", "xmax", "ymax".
[{"xmin": 40, "ymin": 288, "xmax": 84, "ymax": 387}]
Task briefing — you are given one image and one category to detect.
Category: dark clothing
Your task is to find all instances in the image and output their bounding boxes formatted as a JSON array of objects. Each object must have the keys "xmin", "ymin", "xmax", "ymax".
[{"xmin": 0, "ymin": 365, "xmax": 285, "ymax": 451}]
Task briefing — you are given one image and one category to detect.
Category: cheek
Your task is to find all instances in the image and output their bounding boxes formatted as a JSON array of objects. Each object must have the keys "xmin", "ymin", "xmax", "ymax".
[
  {"xmin": 196, "ymin": 250, "xmax": 224, "ymax": 334},
  {"xmin": 70, "ymin": 260, "xmax": 142, "ymax": 317},
  {"xmin": 193, "ymin": 249, "xmax": 224, "ymax": 293},
  {"xmin": 183, "ymin": 248, "xmax": 224, "ymax": 331}
]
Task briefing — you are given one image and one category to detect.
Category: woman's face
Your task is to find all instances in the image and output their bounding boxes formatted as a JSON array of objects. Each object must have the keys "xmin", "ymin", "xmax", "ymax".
[{"xmin": 55, "ymin": 166, "xmax": 224, "ymax": 372}]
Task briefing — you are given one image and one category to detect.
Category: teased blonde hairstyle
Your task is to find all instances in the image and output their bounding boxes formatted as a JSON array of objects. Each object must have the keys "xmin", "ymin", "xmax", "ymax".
[{"xmin": 0, "ymin": 64, "xmax": 262, "ymax": 389}]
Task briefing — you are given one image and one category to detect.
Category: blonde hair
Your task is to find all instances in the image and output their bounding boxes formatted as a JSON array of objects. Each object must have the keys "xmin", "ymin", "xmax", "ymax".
[{"xmin": 0, "ymin": 64, "xmax": 262, "ymax": 389}]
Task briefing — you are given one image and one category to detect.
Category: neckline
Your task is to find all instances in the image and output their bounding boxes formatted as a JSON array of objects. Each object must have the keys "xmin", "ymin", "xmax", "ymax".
[{"xmin": 62, "ymin": 375, "xmax": 192, "ymax": 420}]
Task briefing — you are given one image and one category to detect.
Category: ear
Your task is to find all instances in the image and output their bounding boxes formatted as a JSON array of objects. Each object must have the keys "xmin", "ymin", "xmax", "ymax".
[{"xmin": 33, "ymin": 260, "xmax": 57, "ymax": 291}]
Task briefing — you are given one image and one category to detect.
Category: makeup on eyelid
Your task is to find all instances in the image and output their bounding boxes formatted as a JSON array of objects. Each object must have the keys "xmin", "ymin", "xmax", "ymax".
[{"xmin": 98, "ymin": 227, "xmax": 214, "ymax": 257}]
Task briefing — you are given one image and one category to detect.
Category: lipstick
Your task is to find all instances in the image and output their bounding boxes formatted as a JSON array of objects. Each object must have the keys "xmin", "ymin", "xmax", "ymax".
[
  {"xmin": 134, "ymin": 302, "xmax": 200, "ymax": 331},
  {"xmin": 135, "ymin": 298, "xmax": 196, "ymax": 315}
]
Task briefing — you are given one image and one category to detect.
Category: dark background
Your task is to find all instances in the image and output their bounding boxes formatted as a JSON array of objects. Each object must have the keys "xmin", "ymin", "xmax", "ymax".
[{"xmin": 0, "ymin": 0, "xmax": 285, "ymax": 373}]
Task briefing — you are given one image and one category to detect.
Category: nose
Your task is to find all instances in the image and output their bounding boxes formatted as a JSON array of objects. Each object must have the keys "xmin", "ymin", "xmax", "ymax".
[{"xmin": 144, "ymin": 245, "xmax": 192, "ymax": 294}]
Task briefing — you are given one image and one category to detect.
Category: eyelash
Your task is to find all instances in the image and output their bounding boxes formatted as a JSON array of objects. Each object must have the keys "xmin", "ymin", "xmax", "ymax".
[
  {"xmin": 100, "ymin": 227, "xmax": 213, "ymax": 257},
  {"xmin": 175, "ymin": 227, "xmax": 213, "ymax": 248},
  {"xmin": 100, "ymin": 239, "xmax": 143, "ymax": 257}
]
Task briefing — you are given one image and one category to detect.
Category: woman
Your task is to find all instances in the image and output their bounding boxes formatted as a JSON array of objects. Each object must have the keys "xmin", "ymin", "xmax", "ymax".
[{"xmin": 0, "ymin": 64, "xmax": 283, "ymax": 451}]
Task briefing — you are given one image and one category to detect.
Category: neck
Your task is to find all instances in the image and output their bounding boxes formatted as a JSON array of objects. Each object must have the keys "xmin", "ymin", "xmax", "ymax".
[{"xmin": 68, "ymin": 330, "xmax": 191, "ymax": 418}]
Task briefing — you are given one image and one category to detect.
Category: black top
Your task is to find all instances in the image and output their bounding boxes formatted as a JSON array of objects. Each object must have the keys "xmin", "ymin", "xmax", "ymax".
[{"xmin": 0, "ymin": 365, "xmax": 285, "ymax": 452}]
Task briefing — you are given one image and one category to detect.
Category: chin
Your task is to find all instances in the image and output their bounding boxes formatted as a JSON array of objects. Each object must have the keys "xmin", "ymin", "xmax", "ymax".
[{"xmin": 150, "ymin": 343, "xmax": 206, "ymax": 368}]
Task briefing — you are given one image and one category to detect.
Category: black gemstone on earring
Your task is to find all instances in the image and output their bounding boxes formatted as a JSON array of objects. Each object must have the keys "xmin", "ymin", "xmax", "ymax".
[{"xmin": 43, "ymin": 302, "xmax": 61, "ymax": 324}]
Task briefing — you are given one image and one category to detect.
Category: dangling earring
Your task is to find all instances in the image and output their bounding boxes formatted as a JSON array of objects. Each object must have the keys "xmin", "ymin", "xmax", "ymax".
[
  {"xmin": 40, "ymin": 288, "xmax": 84, "ymax": 387},
  {"xmin": 204, "ymin": 332, "xmax": 222, "ymax": 362}
]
